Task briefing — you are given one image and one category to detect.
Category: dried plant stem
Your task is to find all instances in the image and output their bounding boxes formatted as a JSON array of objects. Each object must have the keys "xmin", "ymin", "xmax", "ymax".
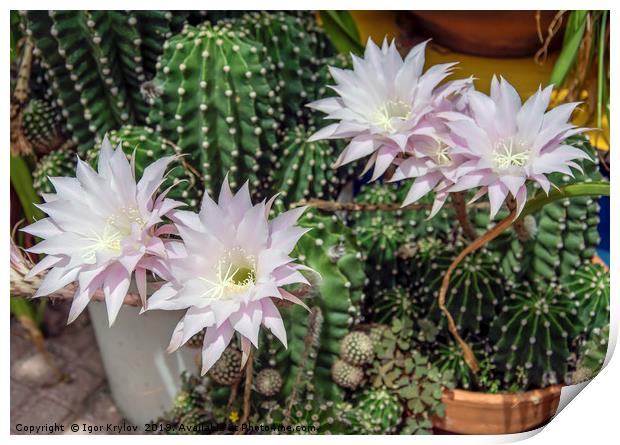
[
  {"xmin": 451, "ymin": 192, "xmax": 477, "ymax": 240},
  {"xmin": 236, "ymin": 348, "xmax": 254, "ymax": 433},
  {"xmin": 438, "ymin": 197, "xmax": 518, "ymax": 373},
  {"xmin": 293, "ymin": 198, "xmax": 489, "ymax": 213}
]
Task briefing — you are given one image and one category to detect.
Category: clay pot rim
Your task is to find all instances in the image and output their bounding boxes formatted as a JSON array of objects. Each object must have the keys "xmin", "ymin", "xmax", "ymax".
[{"xmin": 442, "ymin": 384, "xmax": 563, "ymax": 407}]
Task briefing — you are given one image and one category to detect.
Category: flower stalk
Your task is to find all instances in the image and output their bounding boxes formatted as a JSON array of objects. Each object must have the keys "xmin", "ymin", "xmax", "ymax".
[{"xmin": 451, "ymin": 191, "xmax": 478, "ymax": 240}]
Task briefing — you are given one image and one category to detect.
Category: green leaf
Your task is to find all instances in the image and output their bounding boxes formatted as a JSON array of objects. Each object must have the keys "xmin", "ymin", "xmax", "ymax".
[
  {"xmin": 597, "ymin": 11, "xmax": 608, "ymax": 129},
  {"xmin": 319, "ymin": 11, "xmax": 364, "ymax": 55},
  {"xmin": 521, "ymin": 181, "xmax": 610, "ymax": 217},
  {"xmin": 549, "ymin": 11, "xmax": 588, "ymax": 86},
  {"xmin": 10, "ymin": 155, "xmax": 43, "ymax": 223}
]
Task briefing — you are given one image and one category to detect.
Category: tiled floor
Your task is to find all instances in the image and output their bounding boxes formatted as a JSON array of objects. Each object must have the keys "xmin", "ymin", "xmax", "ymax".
[{"xmin": 10, "ymin": 305, "xmax": 130, "ymax": 435}]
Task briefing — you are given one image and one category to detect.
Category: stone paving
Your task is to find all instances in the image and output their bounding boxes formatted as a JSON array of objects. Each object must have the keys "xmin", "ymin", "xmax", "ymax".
[{"xmin": 10, "ymin": 303, "xmax": 131, "ymax": 435}]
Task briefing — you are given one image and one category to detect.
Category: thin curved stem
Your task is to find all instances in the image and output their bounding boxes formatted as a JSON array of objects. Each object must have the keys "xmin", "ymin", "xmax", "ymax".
[
  {"xmin": 236, "ymin": 348, "xmax": 254, "ymax": 433},
  {"xmin": 438, "ymin": 198, "xmax": 517, "ymax": 373},
  {"xmin": 451, "ymin": 192, "xmax": 477, "ymax": 240}
]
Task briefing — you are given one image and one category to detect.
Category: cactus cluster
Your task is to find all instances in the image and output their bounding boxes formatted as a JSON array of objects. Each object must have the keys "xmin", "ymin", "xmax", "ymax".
[
  {"xmin": 32, "ymin": 146, "xmax": 76, "ymax": 195},
  {"xmin": 566, "ymin": 263, "xmax": 610, "ymax": 331},
  {"xmin": 255, "ymin": 369, "xmax": 283, "ymax": 397},
  {"xmin": 346, "ymin": 388, "xmax": 403, "ymax": 434},
  {"xmin": 259, "ymin": 397, "xmax": 350, "ymax": 434},
  {"xmin": 22, "ymin": 98, "xmax": 64, "ymax": 153},
  {"xmin": 572, "ymin": 325, "xmax": 609, "ymax": 384},
  {"xmin": 331, "ymin": 359, "xmax": 364, "ymax": 390},
  {"xmin": 208, "ymin": 347, "xmax": 243, "ymax": 386},
  {"xmin": 22, "ymin": 11, "xmax": 182, "ymax": 153}
]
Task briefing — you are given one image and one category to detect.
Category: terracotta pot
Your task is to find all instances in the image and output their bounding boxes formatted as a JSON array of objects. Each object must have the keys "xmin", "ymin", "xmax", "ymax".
[
  {"xmin": 432, "ymin": 385, "xmax": 562, "ymax": 434},
  {"xmin": 407, "ymin": 11, "xmax": 564, "ymax": 57}
]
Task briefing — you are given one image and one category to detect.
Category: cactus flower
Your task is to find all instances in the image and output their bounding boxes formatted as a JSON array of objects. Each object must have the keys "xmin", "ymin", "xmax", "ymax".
[
  {"xmin": 446, "ymin": 77, "xmax": 590, "ymax": 217},
  {"xmin": 307, "ymin": 38, "xmax": 461, "ymax": 181},
  {"xmin": 21, "ymin": 137, "xmax": 183, "ymax": 325},
  {"xmin": 146, "ymin": 178, "xmax": 311, "ymax": 374}
]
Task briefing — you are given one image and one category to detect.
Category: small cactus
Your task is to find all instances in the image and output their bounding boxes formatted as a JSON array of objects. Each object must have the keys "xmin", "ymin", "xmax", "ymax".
[
  {"xmin": 255, "ymin": 368, "xmax": 283, "ymax": 397},
  {"xmin": 22, "ymin": 98, "xmax": 64, "ymax": 153},
  {"xmin": 32, "ymin": 147, "xmax": 76, "ymax": 195},
  {"xmin": 567, "ymin": 263, "xmax": 610, "ymax": 331},
  {"xmin": 347, "ymin": 389, "xmax": 403, "ymax": 434},
  {"xmin": 208, "ymin": 347, "xmax": 242, "ymax": 385},
  {"xmin": 340, "ymin": 331, "xmax": 374, "ymax": 366},
  {"xmin": 331, "ymin": 359, "xmax": 364, "ymax": 390}
]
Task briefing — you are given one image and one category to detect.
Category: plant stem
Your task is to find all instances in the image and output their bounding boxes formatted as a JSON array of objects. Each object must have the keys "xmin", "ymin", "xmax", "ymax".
[
  {"xmin": 438, "ymin": 198, "xmax": 518, "ymax": 373},
  {"xmin": 451, "ymin": 192, "xmax": 477, "ymax": 240},
  {"xmin": 236, "ymin": 348, "xmax": 254, "ymax": 433},
  {"xmin": 293, "ymin": 198, "xmax": 489, "ymax": 213}
]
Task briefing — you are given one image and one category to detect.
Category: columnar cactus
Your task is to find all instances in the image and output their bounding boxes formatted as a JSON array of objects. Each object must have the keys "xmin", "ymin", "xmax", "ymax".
[
  {"xmin": 22, "ymin": 11, "xmax": 179, "ymax": 153},
  {"xmin": 147, "ymin": 22, "xmax": 280, "ymax": 198},
  {"xmin": 491, "ymin": 283, "xmax": 580, "ymax": 387},
  {"xmin": 272, "ymin": 125, "xmax": 345, "ymax": 205},
  {"xmin": 277, "ymin": 209, "xmax": 366, "ymax": 401},
  {"xmin": 32, "ymin": 147, "xmax": 75, "ymax": 195},
  {"xmin": 88, "ymin": 125, "xmax": 200, "ymax": 206},
  {"xmin": 347, "ymin": 389, "xmax": 403, "ymax": 434}
]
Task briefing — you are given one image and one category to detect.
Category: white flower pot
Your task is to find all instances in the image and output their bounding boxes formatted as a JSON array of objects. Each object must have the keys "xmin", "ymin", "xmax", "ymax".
[{"xmin": 88, "ymin": 302, "xmax": 198, "ymax": 426}]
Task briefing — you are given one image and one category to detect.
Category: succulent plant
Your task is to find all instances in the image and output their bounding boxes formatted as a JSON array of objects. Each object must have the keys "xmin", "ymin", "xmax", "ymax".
[
  {"xmin": 259, "ymin": 396, "xmax": 350, "ymax": 434},
  {"xmin": 369, "ymin": 285, "xmax": 419, "ymax": 325},
  {"xmin": 339, "ymin": 331, "xmax": 374, "ymax": 366},
  {"xmin": 208, "ymin": 346, "xmax": 243, "ymax": 386},
  {"xmin": 87, "ymin": 125, "xmax": 200, "ymax": 206},
  {"xmin": 491, "ymin": 283, "xmax": 581, "ymax": 388},
  {"xmin": 369, "ymin": 319, "xmax": 455, "ymax": 435},
  {"xmin": 277, "ymin": 209, "xmax": 366, "ymax": 402},
  {"xmin": 21, "ymin": 98, "xmax": 64, "ymax": 153},
  {"xmin": 146, "ymin": 21, "xmax": 280, "ymax": 199},
  {"xmin": 255, "ymin": 368, "xmax": 283, "ymax": 397},
  {"xmin": 572, "ymin": 325, "xmax": 609, "ymax": 384},
  {"xmin": 331, "ymin": 359, "xmax": 364, "ymax": 390},
  {"xmin": 22, "ymin": 11, "xmax": 180, "ymax": 153},
  {"xmin": 566, "ymin": 263, "xmax": 610, "ymax": 332},
  {"xmin": 346, "ymin": 388, "xmax": 403, "ymax": 434},
  {"xmin": 32, "ymin": 146, "xmax": 76, "ymax": 195}
]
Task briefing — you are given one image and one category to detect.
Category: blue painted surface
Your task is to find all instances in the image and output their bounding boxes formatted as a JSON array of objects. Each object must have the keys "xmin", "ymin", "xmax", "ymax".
[{"xmin": 597, "ymin": 195, "xmax": 610, "ymax": 266}]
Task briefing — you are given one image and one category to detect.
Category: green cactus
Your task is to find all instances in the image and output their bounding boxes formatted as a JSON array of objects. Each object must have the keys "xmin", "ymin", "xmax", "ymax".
[
  {"xmin": 331, "ymin": 359, "xmax": 364, "ymax": 390},
  {"xmin": 147, "ymin": 22, "xmax": 280, "ymax": 198},
  {"xmin": 32, "ymin": 147, "xmax": 76, "ymax": 195},
  {"xmin": 220, "ymin": 12, "xmax": 323, "ymax": 125},
  {"xmin": 416, "ymin": 240, "xmax": 504, "ymax": 336},
  {"xmin": 566, "ymin": 263, "xmax": 609, "ymax": 332},
  {"xmin": 87, "ymin": 125, "xmax": 200, "ymax": 206},
  {"xmin": 258, "ymin": 396, "xmax": 350, "ymax": 434},
  {"xmin": 22, "ymin": 11, "xmax": 180, "ymax": 153},
  {"xmin": 369, "ymin": 285, "xmax": 419, "ymax": 325},
  {"xmin": 572, "ymin": 324, "xmax": 609, "ymax": 384},
  {"xmin": 491, "ymin": 283, "xmax": 581, "ymax": 388},
  {"xmin": 276, "ymin": 209, "xmax": 366, "ymax": 402},
  {"xmin": 346, "ymin": 388, "xmax": 403, "ymax": 434},
  {"xmin": 272, "ymin": 125, "xmax": 346, "ymax": 205},
  {"xmin": 339, "ymin": 331, "xmax": 374, "ymax": 366},
  {"xmin": 22, "ymin": 98, "xmax": 64, "ymax": 153}
]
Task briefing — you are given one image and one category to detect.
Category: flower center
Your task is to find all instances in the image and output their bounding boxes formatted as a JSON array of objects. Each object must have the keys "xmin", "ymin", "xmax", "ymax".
[
  {"xmin": 493, "ymin": 138, "xmax": 530, "ymax": 171},
  {"xmin": 82, "ymin": 207, "xmax": 145, "ymax": 262},
  {"xmin": 375, "ymin": 98, "xmax": 412, "ymax": 132},
  {"xmin": 201, "ymin": 247, "xmax": 257, "ymax": 302},
  {"xmin": 432, "ymin": 141, "xmax": 452, "ymax": 166}
]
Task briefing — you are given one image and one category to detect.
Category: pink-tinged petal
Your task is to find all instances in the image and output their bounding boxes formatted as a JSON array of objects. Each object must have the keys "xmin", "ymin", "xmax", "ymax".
[
  {"xmin": 77, "ymin": 264, "xmax": 106, "ymax": 291},
  {"xmin": 251, "ymin": 282, "xmax": 281, "ymax": 301},
  {"xmin": 33, "ymin": 266, "xmax": 80, "ymax": 298},
  {"xmin": 499, "ymin": 174, "xmax": 526, "ymax": 199},
  {"xmin": 306, "ymin": 97, "xmax": 343, "ymax": 114},
  {"xmin": 35, "ymin": 200, "xmax": 101, "ymax": 236},
  {"xmin": 21, "ymin": 217, "xmax": 62, "ymax": 239},
  {"xmin": 48, "ymin": 176, "xmax": 83, "ymax": 202},
  {"xmin": 171, "ymin": 209, "xmax": 203, "ymax": 232},
  {"xmin": 391, "ymin": 157, "xmax": 429, "ymax": 181},
  {"xmin": 402, "ymin": 171, "xmax": 443, "ymax": 206},
  {"xmin": 180, "ymin": 306, "xmax": 215, "ymax": 346},
  {"xmin": 429, "ymin": 190, "xmax": 450, "ymax": 218},
  {"xmin": 136, "ymin": 155, "xmax": 174, "ymax": 206},
  {"xmin": 239, "ymin": 335, "xmax": 252, "ymax": 368},
  {"xmin": 467, "ymin": 187, "xmax": 489, "ymax": 205},
  {"xmin": 516, "ymin": 85, "xmax": 553, "ymax": 143},
  {"xmin": 103, "ymin": 264, "xmax": 131, "ymax": 326},
  {"xmin": 447, "ymin": 119, "xmax": 493, "ymax": 154},
  {"xmin": 270, "ymin": 227, "xmax": 311, "ymax": 255},
  {"xmin": 307, "ymin": 123, "xmax": 339, "ymax": 142},
  {"xmin": 26, "ymin": 232, "xmax": 89, "ymax": 256},
  {"xmin": 448, "ymin": 171, "xmax": 489, "ymax": 193},
  {"xmin": 166, "ymin": 318, "xmax": 186, "ymax": 353},
  {"xmin": 229, "ymin": 302, "xmax": 263, "ymax": 348},
  {"xmin": 211, "ymin": 300, "xmax": 242, "ymax": 327},
  {"xmin": 236, "ymin": 203, "xmax": 269, "ymax": 254},
  {"xmin": 270, "ymin": 206, "xmax": 306, "ymax": 233},
  {"xmin": 333, "ymin": 138, "xmax": 377, "ymax": 168},
  {"xmin": 75, "ymin": 157, "xmax": 119, "ymax": 215},
  {"xmin": 532, "ymin": 174, "xmax": 551, "ymax": 195},
  {"xmin": 513, "ymin": 185, "xmax": 528, "ymax": 217},
  {"xmin": 97, "ymin": 134, "xmax": 115, "ymax": 178},
  {"xmin": 228, "ymin": 181, "xmax": 253, "ymax": 224},
  {"xmin": 279, "ymin": 288, "xmax": 310, "ymax": 311},
  {"xmin": 136, "ymin": 267, "xmax": 147, "ymax": 309},
  {"xmin": 261, "ymin": 298, "xmax": 287, "ymax": 348},
  {"xmin": 145, "ymin": 237, "xmax": 167, "ymax": 259},
  {"xmin": 144, "ymin": 283, "xmax": 183, "ymax": 312},
  {"xmin": 154, "ymin": 224, "xmax": 177, "ymax": 237},
  {"xmin": 257, "ymin": 249, "xmax": 293, "ymax": 279},
  {"xmin": 370, "ymin": 146, "xmax": 399, "ymax": 181},
  {"xmin": 272, "ymin": 266, "xmax": 310, "ymax": 287},
  {"xmin": 118, "ymin": 250, "xmax": 143, "ymax": 274},
  {"xmin": 487, "ymin": 181, "xmax": 509, "ymax": 219},
  {"xmin": 468, "ymin": 90, "xmax": 498, "ymax": 139},
  {"xmin": 109, "ymin": 144, "xmax": 138, "ymax": 203},
  {"xmin": 25, "ymin": 254, "xmax": 63, "ymax": 279},
  {"xmin": 200, "ymin": 321, "xmax": 234, "ymax": 374},
  {"xmin": 67, "ymin": 287, "xmax": 92, "ymax": 324}
]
